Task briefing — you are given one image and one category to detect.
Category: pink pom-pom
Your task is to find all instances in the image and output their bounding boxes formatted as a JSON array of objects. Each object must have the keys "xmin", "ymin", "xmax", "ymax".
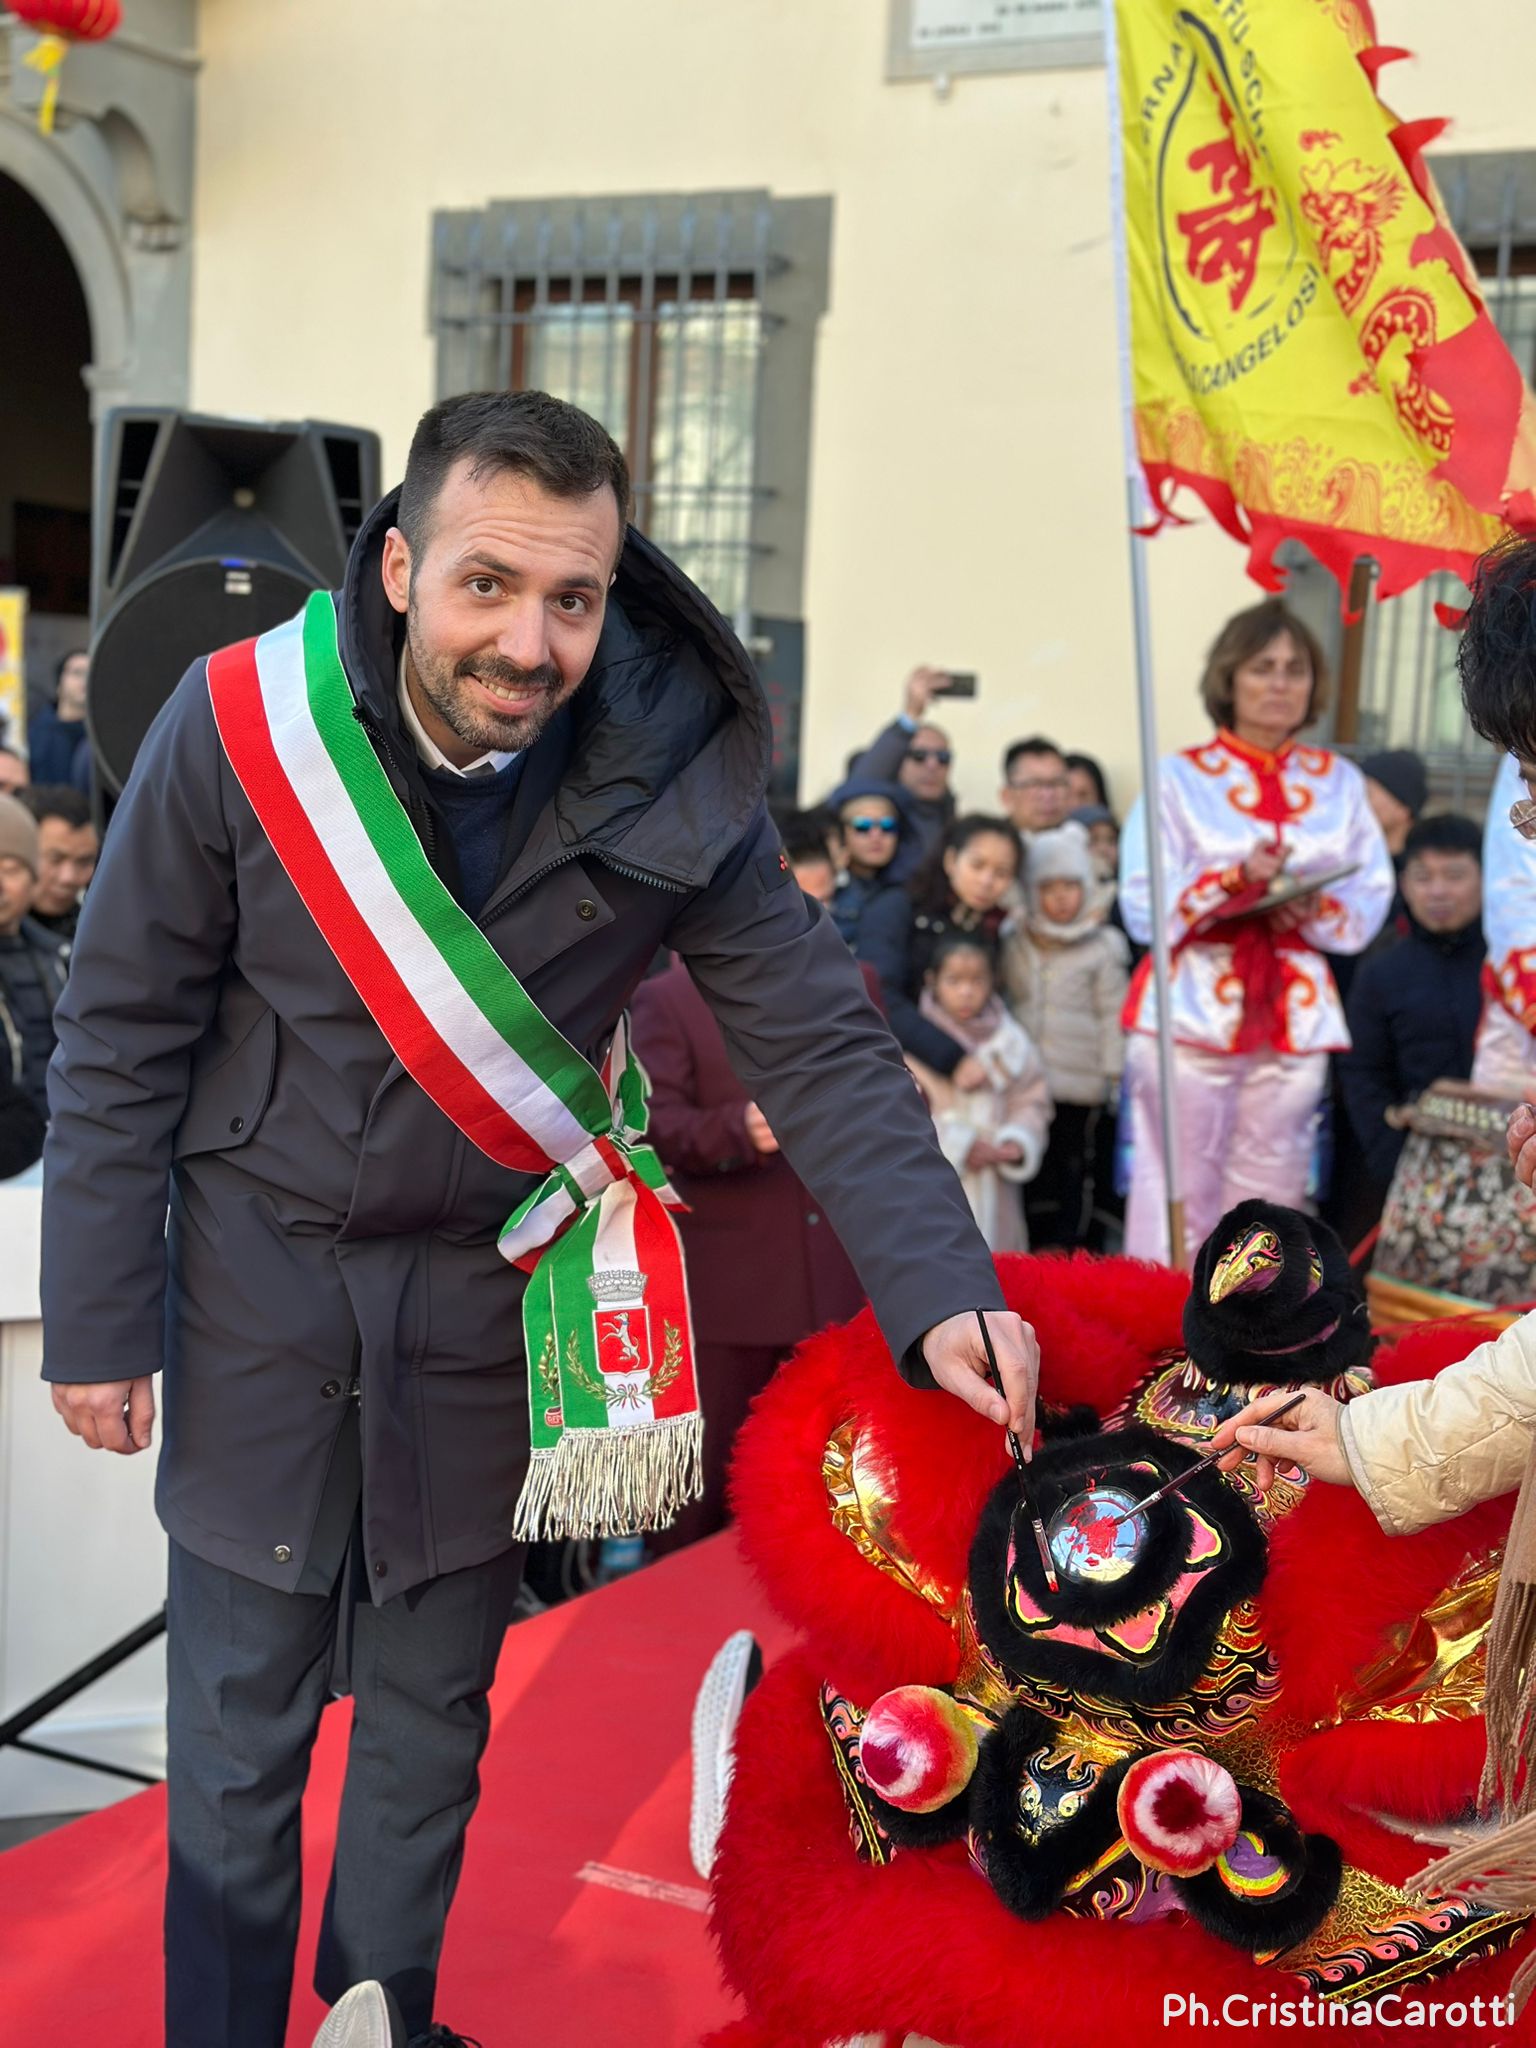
[
  {"xmin": 858, "ymin": 1685, "xmax": 979, "ymax": 1814},
  {"xmin": 1117, "ymin": 1750, "xmax": 1242, "ymax": 1876}
]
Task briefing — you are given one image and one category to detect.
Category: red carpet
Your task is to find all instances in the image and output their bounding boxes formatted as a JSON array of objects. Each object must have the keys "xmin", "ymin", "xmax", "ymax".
[{"xmin": 0, "ymin": 1535, "xmax": 789, "ymax": 2047}]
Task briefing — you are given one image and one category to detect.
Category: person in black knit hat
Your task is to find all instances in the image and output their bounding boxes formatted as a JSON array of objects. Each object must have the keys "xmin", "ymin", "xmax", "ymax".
[{"xmin": 1358, "ymin": 748, "xmax": 1428, "ymax": 859}]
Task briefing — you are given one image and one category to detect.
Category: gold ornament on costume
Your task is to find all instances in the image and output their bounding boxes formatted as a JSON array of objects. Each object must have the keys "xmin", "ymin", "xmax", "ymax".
[{"xmin": 816, "ymin": 1403, "xmax": 1529, "ymax": 1990}]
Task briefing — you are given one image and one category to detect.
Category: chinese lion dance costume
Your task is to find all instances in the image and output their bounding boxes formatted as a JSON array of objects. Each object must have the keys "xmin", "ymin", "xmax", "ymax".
[{"xmin": 708, "ymin": 1204, "xmax": 1534, "ymax": 2048}]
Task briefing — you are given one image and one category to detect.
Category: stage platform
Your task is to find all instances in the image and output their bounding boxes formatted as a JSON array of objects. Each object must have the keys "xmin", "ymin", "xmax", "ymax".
[{"xmin": 0, "ymin": 1533, "xmax": 789, "ymax": 2046}]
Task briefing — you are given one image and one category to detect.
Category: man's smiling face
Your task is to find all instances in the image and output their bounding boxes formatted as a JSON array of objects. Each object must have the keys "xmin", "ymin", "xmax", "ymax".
[{"xmin": 381, "ymin": 457, "xmax": 621, "ymax": 765}]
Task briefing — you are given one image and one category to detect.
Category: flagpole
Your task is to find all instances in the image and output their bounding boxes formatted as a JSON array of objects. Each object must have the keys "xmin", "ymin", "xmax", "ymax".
[{"xmin": 1102, "ymin": 0, "xmax": 1186, "ymax": 1267}]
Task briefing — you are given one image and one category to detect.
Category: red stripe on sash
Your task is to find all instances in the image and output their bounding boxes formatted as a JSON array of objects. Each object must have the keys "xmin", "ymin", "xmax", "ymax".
[
  {"xmin": 632, "ymin": 1183, "xmax": 695, "ymax": 1421},
  {"xmin": 207, "ymin": 635, "xmax": 550, "ymax": 1173}
]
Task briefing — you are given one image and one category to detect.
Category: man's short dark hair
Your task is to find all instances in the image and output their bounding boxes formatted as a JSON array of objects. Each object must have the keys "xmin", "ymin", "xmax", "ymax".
[
  {"xmin": 1402, "ymin": 812, "xmax": 1482, "ymax": 865},
  {"xmin": 54, "ymin": 648, "xmax": 87, "ymax": 694},
  {"xmin": 1459, "ymin": 535, "xmax": 1536, "ymax": 761},
  {"xmin": 17, "ymin": 783, "xmax": 91, "ymax": 830},
  {"xmin": 397, "ymin": 390, "xmax": 632, "ymax": 560},
  {"xmin": 1003, "ymin": 735, "xmax": 1064, "ymax": 779},
  {"xmin": 777, "ymin": 808, "xmax": 835, "ymax": 869}
]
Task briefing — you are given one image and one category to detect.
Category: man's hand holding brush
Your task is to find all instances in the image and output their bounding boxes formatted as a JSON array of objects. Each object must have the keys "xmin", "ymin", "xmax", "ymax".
[
  {"xmin": 1210, "ymin": 1387, "xmax": 1352, "ymax": 1493},
  {"xmin": 922, "ymin": 1309, "xmax": 1040, "ymax": 1442}
]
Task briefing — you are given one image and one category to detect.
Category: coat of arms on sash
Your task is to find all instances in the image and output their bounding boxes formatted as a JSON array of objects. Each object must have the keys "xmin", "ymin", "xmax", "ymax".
[{"xmin": 591, "ymin": 1268, "xmax": 655, "ymax": 1405}]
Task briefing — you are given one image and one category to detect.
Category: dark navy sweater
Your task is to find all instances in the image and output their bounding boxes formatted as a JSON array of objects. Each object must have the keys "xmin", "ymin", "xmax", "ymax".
[{"xmin": 422, "ymin": 756, "xmax": 525, "ymax": 919}]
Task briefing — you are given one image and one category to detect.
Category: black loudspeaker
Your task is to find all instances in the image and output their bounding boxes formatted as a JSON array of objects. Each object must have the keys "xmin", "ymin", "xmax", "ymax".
[{"xmin": 87, "ymin": 410, "xmax": 382, "ymax": 795}]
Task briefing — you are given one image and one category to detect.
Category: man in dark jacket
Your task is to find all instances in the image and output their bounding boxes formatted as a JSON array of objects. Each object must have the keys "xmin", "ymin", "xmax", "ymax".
[
  {"xmin": 26, "ymin": 647, "xmax": 89, "ymax": 785},
  {"xmin": 16, "ymin": 783, "xmax": 98, "ymax": 941},
  {"xmin": 1338, "ymin": 813, "xmax": 1485, "ymax": 1209},
  {"xmin": 846, "ymin": 664, "xmax": 957, "ymax": 872},
  {"xmin": 41, "ymin": 392, "xmax": 1037, "ymax": 2048},
  {"xmin": 0, "ymin": 793, "xmax": 68, "ymax": 1119}
]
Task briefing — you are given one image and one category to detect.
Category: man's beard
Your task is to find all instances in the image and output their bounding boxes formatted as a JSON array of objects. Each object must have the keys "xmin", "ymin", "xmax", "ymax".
[{"xmin": 407, "ymin": 616, "xmax": 569, "ymax": 756}]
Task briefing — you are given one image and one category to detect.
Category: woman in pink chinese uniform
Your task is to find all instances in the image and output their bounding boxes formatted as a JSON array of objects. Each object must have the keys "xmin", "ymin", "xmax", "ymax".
[{"xmin": 1118, "ymin": 599, "xmax": 1394, "ymax": 1266}]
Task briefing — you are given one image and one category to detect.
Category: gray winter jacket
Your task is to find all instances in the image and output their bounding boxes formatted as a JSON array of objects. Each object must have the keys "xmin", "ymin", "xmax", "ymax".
[{"xmin": 40, "ymin": 493, "xmax": 1002, "ymax": 1599}]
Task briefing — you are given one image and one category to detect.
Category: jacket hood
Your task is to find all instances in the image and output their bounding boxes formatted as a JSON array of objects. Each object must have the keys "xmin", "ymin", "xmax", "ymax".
[
  {"xmin": 824, "ymin": 776, "xmax": 921, "ymax": 888},
  {"xmin": 1025, "ymin": 822, "xmax": 1108, "ymax": 942},
  {"xmin": 336, "ymin": 487, "xmax": 774, "ymax": 893},
  {"xmin": 823, "ymin": 776, "xmax": 917, "ymax": 837}
]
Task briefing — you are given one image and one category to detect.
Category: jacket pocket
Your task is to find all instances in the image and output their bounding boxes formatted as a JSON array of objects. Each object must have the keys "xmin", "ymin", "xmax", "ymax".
[
  {"xmin": 172, "ymin": 998, "xmax": 278, "ymax": 1160},
  {"xmin": 489, "ymin": 864, "xmax": 614, "ymax": 982}
]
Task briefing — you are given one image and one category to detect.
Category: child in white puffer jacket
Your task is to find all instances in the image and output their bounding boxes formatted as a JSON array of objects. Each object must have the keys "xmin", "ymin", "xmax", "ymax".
[{"xmin": 1003, "ymin": 823, "xmax": 1129, "ymax": 1249}]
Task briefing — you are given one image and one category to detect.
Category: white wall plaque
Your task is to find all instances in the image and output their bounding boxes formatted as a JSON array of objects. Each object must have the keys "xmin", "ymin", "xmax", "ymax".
[{"xmin": 889, "ymin": 0, "xmax": 1104, "ymax": 79}]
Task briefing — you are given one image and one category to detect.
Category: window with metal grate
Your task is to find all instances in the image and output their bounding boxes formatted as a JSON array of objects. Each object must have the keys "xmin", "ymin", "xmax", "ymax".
[{"xmin": 430, "ymin": 191, "xmax": 830, "ymax": 799}]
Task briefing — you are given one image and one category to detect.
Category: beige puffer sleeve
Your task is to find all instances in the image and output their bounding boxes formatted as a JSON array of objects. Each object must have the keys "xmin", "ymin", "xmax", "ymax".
[{"xmin": 1337, "ymin": 1313, "xmax": 1536, "ymax": 1535}]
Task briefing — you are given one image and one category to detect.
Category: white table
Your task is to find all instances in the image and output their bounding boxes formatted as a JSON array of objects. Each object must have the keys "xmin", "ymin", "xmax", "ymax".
[{"xmin": 0, "ymin": 1176, "xmax": 167, "ymax": 1817}]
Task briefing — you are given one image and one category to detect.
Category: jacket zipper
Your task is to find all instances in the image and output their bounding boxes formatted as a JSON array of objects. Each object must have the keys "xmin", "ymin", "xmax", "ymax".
[{"xmin": 498, "ymin": 845, "xmax": 690, "ymax": 916}]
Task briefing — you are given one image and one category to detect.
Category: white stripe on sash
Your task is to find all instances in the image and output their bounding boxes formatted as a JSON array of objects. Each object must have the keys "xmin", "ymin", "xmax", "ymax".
[{"xmin": 254, "ymin": 614, "xmax": 592, "ymax": 1162}]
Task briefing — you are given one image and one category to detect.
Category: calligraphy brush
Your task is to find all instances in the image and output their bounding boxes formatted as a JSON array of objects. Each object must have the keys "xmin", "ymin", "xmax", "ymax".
[
  {"xmin": 1112, "ymin": 1390, "xmax": 1309, "ymax": 1521},
  {"xmin": 974, "ymin": 1310, "xmax": 1058, "ymax": 1593}
]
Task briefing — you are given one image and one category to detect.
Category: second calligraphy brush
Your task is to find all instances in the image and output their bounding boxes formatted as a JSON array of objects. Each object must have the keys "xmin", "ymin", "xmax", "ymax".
[
  {"xmin": 974, "ymin": 1309, "xmax": 1058, "ymax": 1594},
  {"xmin": 1112, "ymin": 1390, "xmax": 1309, "ymax": 1521}
]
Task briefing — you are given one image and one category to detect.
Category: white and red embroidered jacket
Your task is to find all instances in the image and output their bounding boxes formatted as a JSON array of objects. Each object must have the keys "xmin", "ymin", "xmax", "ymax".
[
  {"xmin": 1483, "ymin": 752, "xmax": 1536, "ymax": 1038},
  {"xmin": 1119, "ymin": 730, "xmax": 1394, "ymax": 1056}
]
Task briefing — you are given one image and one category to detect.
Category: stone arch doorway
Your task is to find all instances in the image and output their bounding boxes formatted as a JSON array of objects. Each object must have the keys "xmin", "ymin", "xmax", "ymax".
[
  {"xmin": 0, "ymin": 31, "xmax": 194, "ymax": 721},
  {"xmin": 0, "ymin": 168, "xmax": 95, "ymax": 727}
]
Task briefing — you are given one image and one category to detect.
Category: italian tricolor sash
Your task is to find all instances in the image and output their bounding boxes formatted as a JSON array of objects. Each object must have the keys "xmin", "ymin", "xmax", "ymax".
[{"xmin": 206, "ymin": 591, "xmax": 702, "ymax": 1540}]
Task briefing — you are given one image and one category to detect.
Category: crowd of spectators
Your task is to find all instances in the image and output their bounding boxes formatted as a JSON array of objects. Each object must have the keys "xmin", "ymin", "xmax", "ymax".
[
  {"xmin": 0, "ymin": 647, "xmax": 101, "ymax": 1183},
  {"xmin": 623, "ymin": 619, "xmax": 1508, "ymax": 1549},
  {"xmin": 798, "ymin": 674, "xmax": 1135, "ymax": 1260}
]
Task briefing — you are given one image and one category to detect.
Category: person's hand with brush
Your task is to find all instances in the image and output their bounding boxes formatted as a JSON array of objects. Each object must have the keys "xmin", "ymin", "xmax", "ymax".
[
  {"xmin": 1209, "ymin": 1388, "xmax": 1352, "ymax": 1494},
  {"xmin": 1212, "ymin": 1313, "xmax": 1536, "ymax": 1535}
]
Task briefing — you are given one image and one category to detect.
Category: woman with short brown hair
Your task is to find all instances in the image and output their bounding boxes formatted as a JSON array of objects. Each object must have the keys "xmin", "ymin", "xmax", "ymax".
[
  {"xmin": 1198, "ymin": 601, "xmax": 1331, "ymax": 731},
  {"xmin": 1117, "ymin": 598, "xmax": 1394, "ymax": 1266}
]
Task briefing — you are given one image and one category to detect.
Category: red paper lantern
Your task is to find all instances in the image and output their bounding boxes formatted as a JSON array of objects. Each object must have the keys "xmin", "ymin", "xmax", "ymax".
[
  {"xmin": 13, "ymin": 0, "xmax": 121, "ymax": 135},
  {"xmin": 12, "ymin": 0, "xmax": 122, "ymax": 38}
]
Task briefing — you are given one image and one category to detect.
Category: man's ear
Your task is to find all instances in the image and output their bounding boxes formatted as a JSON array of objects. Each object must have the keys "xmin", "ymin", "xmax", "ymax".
[{"xmin": 381, "ymin": 526, "xmax": 412, "ymax": 616}]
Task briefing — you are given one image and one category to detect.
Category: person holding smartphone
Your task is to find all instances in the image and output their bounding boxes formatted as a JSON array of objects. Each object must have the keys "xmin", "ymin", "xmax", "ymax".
[{"xmin": 847, "ymin": 665, "xmax": 960, "ymax": 871}]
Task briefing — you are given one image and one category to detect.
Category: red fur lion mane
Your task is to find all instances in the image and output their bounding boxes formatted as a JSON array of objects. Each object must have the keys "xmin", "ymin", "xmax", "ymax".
[{"xmin": 709, "ymin": 1252, "xmax": 1527, "ymax": 2048}]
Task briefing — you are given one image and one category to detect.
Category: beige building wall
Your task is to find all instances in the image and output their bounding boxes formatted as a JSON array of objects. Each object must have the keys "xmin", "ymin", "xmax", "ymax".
[{"xmin": 189, "ymin": 0, "xmax": 1533, "ymax": 815}]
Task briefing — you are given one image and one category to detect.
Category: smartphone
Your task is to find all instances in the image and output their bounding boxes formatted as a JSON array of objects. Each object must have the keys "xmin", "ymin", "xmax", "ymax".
[{"xmin": 935, "ymin": 671, "xmax": 978, "ymax": 699}]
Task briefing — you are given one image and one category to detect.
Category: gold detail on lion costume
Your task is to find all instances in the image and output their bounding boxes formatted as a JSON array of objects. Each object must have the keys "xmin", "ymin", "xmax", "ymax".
[
  {"xmin": 1341, "ymin": 1555, "xmax": 1501, "ymax": 1726},
  {"xmin": 823, "ymin": 1420, "xmax": 958, "ymax": 1617}
]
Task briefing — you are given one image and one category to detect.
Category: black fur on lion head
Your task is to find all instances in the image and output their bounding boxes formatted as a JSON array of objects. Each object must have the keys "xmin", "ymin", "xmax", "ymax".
[
  {"xmin": 1183, "ymin": 1201, "xmax": 1373, "ymax": 1386},
  {"xmin": 967, "ymin": 1423, "xmax": 1266, "ymax": 1706}
]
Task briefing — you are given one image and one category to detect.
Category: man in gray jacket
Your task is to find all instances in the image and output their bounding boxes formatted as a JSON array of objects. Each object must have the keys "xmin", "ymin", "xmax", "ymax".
[
  {"xmin": 846, "ymin": 663, "xmax": 957, "ymax": 873},
  {"xmin": 41, "ymin": 391, "xmax": 1037, "ymax": 2048}
]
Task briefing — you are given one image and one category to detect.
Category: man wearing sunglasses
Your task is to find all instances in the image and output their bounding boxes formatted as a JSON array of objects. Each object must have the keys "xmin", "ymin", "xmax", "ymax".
[{"xmin": 847, "ymin": 665, "xmax": 957, "ymax": 870}]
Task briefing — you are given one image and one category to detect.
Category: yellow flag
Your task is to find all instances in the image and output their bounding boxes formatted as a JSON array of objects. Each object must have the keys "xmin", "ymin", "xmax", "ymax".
[{"xmin": 1116, "ymin": 0, "xmax": 1536, "ymax": 599}]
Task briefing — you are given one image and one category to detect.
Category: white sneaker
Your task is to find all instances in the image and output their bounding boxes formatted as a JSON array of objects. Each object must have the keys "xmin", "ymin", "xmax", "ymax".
[
  {"xmin": 689, "ymin": 1627, "xmax": 762, "ymax": 1880},
  {"xmin": 311, "ymin": 1981, "xmax": 406, "ymax": 2048}
]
